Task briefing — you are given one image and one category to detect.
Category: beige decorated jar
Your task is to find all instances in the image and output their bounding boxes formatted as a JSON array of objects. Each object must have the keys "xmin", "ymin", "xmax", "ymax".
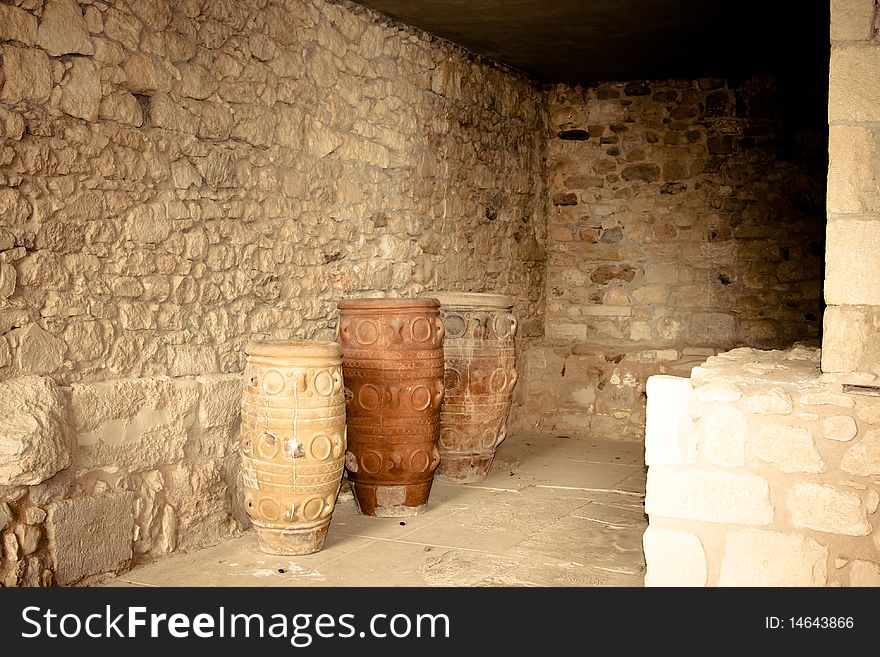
[{"xmin": 239, "ymin": 339, "xmax": 346, "ymax": 555}]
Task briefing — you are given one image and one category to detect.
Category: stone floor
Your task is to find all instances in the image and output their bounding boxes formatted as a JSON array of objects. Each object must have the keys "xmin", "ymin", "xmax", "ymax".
[{"xmin": 103, "ymin": 432, "xmax": 647, "ymax": 587}]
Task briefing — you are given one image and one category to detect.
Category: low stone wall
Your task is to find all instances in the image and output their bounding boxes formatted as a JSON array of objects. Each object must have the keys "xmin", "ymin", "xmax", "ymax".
[
  {"xmin": 511, "ymin": 342, "xmax": 716, "ymax": 438},
  {"xmin": 643, "ymin": 346, "xmax": 880, "ymax": 586},
  {"xmin": 0, "ymin": 373, "xmax": 243, "ymax": 586}
]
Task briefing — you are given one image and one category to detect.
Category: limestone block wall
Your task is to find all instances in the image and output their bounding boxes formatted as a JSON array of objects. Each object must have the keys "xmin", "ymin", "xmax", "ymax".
[
  {"xmin": 643, "ymin": 347, "xmax": 880, "ymax": 586},
  {"xmin": 0, "ymin": 0, "xmax": 547, "ymax": 586},
  {"xmin": 514, "ymin": 77, "xmax": 826, "ymax": 436},
  {"xmin": 824, "ymin": 0, "xmax": 880, "ymax": 376}
]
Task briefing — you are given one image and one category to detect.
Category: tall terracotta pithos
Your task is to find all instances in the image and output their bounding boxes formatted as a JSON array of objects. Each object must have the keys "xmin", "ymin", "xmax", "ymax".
[
  {"xmin": 431, "ymin": 292, "xmax": 518, "ymax": 483},
  {"xmin": 240, "ymin": 340, "xmax": 346, "ymax": 555},
  {"xmin": 337, "ymin": 298, "xmax": 444, "ymax": 516}
]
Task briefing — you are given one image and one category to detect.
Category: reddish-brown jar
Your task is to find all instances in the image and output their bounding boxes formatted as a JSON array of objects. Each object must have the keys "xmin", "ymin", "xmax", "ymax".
[{"xmin": 337, "ymin": 298, "xmax": 444, "ymax": 516}]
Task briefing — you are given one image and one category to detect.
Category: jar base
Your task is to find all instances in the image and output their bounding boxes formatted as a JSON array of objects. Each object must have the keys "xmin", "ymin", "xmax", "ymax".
[
  {"xmin": 436, "ymin": 453, "xmax": 496, "ymax": 483},
  {"xmin": 350, "ymin": 481, "xmax": 433, "ymax": 517},
  {"xmin": 252, "ymin": 521, "xmax": 330, "ymax": 555}
]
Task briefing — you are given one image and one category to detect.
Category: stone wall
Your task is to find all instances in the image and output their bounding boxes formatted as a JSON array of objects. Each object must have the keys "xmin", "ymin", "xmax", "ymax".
[
  {"xmin": 0, "ymin": 0, "xmax": 547, "ymax": 586},
  {"xmin": 514, "ymin": 76, "xmax": 826, "ymax": 437},
  {"xmin": 824, "ymin": 0, "xmax": 880, "ymax": 377},
  {"xmin": 643, "ymin": 348, "xmax": 880, "ymax": 586}
]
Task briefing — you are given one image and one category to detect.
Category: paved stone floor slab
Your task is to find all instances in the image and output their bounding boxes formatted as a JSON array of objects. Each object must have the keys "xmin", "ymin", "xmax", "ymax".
[{"xmin": 102, "ymin": 432, "xmax": 647, "ymax": 587}]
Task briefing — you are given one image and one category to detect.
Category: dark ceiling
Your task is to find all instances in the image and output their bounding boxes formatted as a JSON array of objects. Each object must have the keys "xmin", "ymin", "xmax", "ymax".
[{"xmin": 348, "ymin": 0, "xmax": 830, "ymax": 85}]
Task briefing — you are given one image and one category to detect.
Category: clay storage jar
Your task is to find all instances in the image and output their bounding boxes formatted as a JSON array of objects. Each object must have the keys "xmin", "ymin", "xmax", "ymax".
[
  {"xmin": 337, "ymin": 298, "xmax": 445, "ymax": 516},
  {"xmin": 430, "ymin": 292, "xmax": 518, "ymax": 483},
  {"xmin": 240, "ymin": 339, "xmax": 347, "ymax": 555}
]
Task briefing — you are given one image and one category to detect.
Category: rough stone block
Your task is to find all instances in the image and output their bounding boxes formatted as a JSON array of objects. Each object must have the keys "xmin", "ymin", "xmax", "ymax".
[
  {"xmin": 717, "ymin": 530, "xmax": 828, "ymax": 586},
  {"xmin": 0, "ymin": 376, "xmax": 70, "ymax": 486},
  {"xmin": 0, "ymin": 45, "xmax": 51, "ymax": 104},
  {"xmin": 0, "ymin": 503, "xmax": 11, "ymax": 531},
  {"xmin": 14, "ymin": 524, "xmax": 40, "ymax": 555},
  {"xmin": 0, "ymin": 263, "xmax": 15, "ymax": 300},
  {"xmin": 825, "ymin": 218, "xmax": 880, "ymax": 305},
  {"xmin": 821, "ymin": 305, "xmax": 880, "ymax": 375},
  {"xmin": 23, "ymin": 507, "xmax": 46, "ymax": 525},
  {"xmin": 171, "ymin": 346, "xmax": 219, "ymax": 376},
  {"xmin": 828, "ymin": 126, "xmax": 879, "ymax": 214},
  {"xmin": 645, "ymin": 375, "xmax": 696, "ymax": 466},
  {"xmin": 831, "ymin": 0, "xmax": 876, "ymax": 41},
  {"xmin": 701, "ymin": 406, "xmax": 747, "ymax": 467},
  {"xmin": 70, "ymin": 377, "xmax": 199, "ymax": 472},
  {"xmin": 746, "ymin": 388, "xmax": 794, "ymax": 415},
  {"xmin": 693, "ymin": 381, "xmax": 741, "ymax": 403},
  {"xmin": 841, "ymin": 428, "xmax": 880, "ymax": 476},
  {"xmin": 3, "ymin": 531, "xmax": 19, "ymax": 561},
  {"xmin": 799, "ymin": 390, "xmax": 855, "ymax": 408},
  {"xmin": 46, "ymin": 493, "xmax": 134, "ymax": 585},
  {"xmin": 16, "ymin": 323, "xmax": 65, "ymax": 375},
  {"xmin": 688, "ymin": 312, "xmax": 736, "ymax": 344},
  {"xmin": 59, "ymin": 57, "xmax": 101, "ymax": 123},
  {"xmin": 823, "ymin": 415, "xmax": 858, "ymax": 441},
  {"xmin": 787, "ymin": 483, "xmax": 871, "ymax": 535},
  {"xmin": 646, "ymin": 469, "xmax": 773, "ymax": 525},
  {"xmin": 751, "ymin": 423, "xmax": 825, "ymax": 473},
  {"xmin": 0, "ymin": 4, "xmax": 37, "ymax": 46},
  {"xmin": 100, "ymin": 91, "xmax": 144, "ymax": 126},
  {"xmin": 850, "ymin": 560, "xmax": 880, "ymax": 585},
  {"xmin": 632, "ymin": 285, "xmax": 669, "ymax": 305},
  {"xmin": 36, "ymin": 0, "xmax": 94, "ymax": 56},
  {"xmin": 122, "ymin": 53, "xmax": 172, "ymax": 94},
  {"xmin": 830, "ymin": 45, "xmax": 880, "ymax": 123},
  {"xmin": 197, "ymin": 374, "xmax": 242, "ymax": 429},
  {"xmin": 166, "ymin": 458, "xmax": 240, "ymax": 552},
  {"xmin": 545, "ymin": 322, "xmax": 587, "ymax": 341},
  {"xmin": 643, "ymin": 526, "xmax": 707, "ymax": 586}
]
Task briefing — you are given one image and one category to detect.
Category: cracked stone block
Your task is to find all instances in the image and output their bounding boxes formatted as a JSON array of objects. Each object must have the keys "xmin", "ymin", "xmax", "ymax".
[
  {"xmin": 0, "ymin": 376, "xmax": 71, "ymax": 486},
  {"xmin": 46, "ymin": 492, "xmax": 135, "ymax": 585}
]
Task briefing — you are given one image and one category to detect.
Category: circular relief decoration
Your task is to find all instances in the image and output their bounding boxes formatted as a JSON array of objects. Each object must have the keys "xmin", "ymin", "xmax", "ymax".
[
  {"xmin": 355, "ymin": 320, "xmax": 379, "ymax": 345},
  {"xmin": 258, "ymin": 432, "xmax": 279, "ymax": 460},
  {"xmin": 410, "ymin": 385, "xmax": 431, "ymax": 411},
  {"xmin": 302, "ymin": 497, "xmax": 325, "ymax": 521},
  {"xmin": 489, "ymin": 369, "xmax": 507, "ymax": 394},
  {"xmin": 314, "ymin": 369, "xmax": 335, "ymax": 397},
  {"xmin": 258, "ymin": 497, "xmax": 280, "ymax": 522},
  {"xmin": 444, "ymin": 368, "xmax": 462, "ymax": 394},
  {"xmin": 262, "ymin": 369, "xmax": 286, "ymax": 396},
  {"xmin": 443, "ymin": 313, "xmax": 467, "ymax": 339},
  {"xmin": 480, "ymin": 428, "xmax": 499, "ymax": 449},
  {"xmin": 411, "ymin": 316, "xmax": 433, "ymax": 342},
  {"xmin": 439, "ymin": 427, "xmax": 460, "ymax": 450},
  {"xmin": 361, "ymin": 451, "xmax": 382, "ymax": 474},
  {"xmin": 241, "ymin": 436, "xmax": 253, "ymax": 456},
  {"xmin": 357, "ymin": 384, "xmax": 382, "ymax": 411},
  {"xmin": 493, "ymin": 313, "xmax": 514, "ymax": 339},
  {"xmin": 410, "ymin": 450, "xmax": 431, "ymax": 473},
  {"xmin": 310, "ymin": 434, "xmax": 333, "ymax": 461}
]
